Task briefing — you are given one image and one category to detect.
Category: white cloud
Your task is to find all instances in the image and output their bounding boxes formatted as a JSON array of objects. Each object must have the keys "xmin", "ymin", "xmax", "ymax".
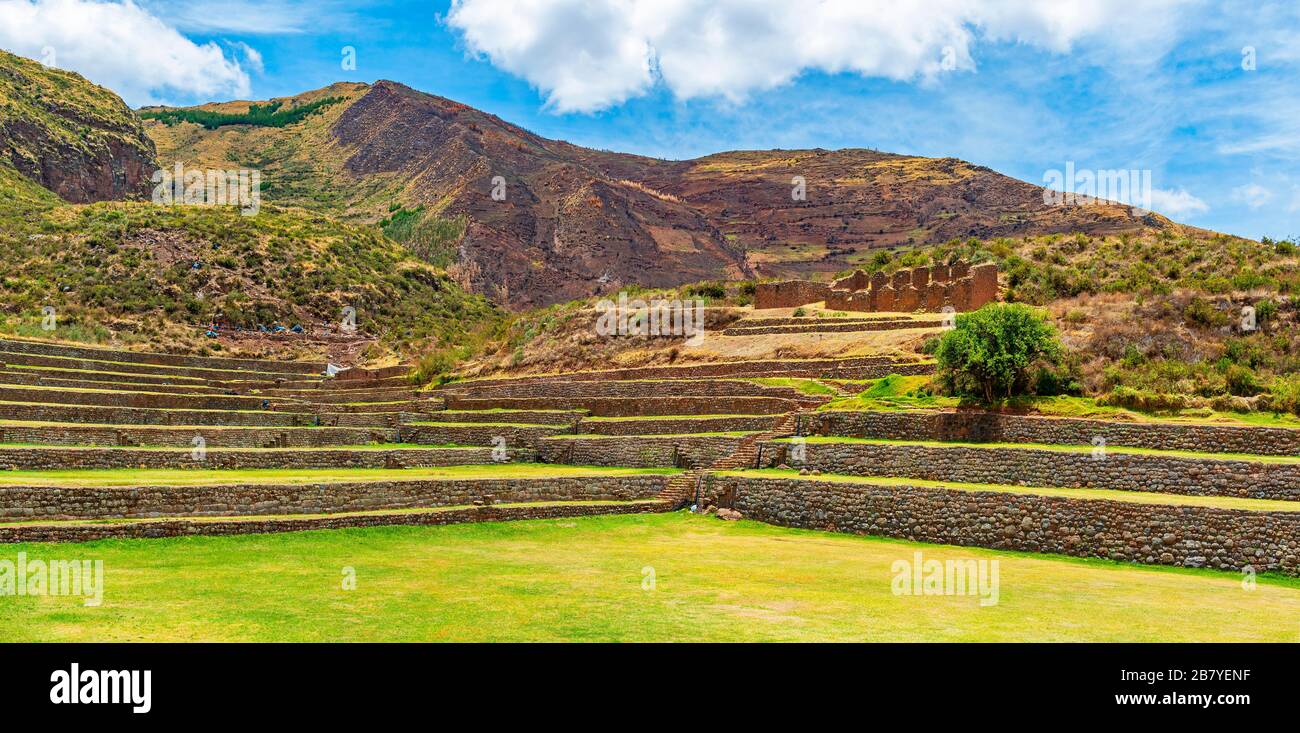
[
  {"xmin": 1231, "ymin": 182, "xmax": 1274, "ymax": 209},
  {"xmin": 0, "ymin": 0, "xmax": 253, "ymax": 106},
  {"xmin": 1150, "ymin": 187, "xmax": 1209, "ymax": 218},
  {"xmin": 446, "ymin": 0, "xmax": 1189, "ymax": 113}
]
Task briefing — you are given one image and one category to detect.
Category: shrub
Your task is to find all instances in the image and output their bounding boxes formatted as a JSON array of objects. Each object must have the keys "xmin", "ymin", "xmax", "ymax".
[
  {"xmin": 1183, "ymin": 297, "xmax": 1229, "ymax": 328},
  {"xmin": 934, "ymin": 303, "xmax": 1063, "ymax": 401}
]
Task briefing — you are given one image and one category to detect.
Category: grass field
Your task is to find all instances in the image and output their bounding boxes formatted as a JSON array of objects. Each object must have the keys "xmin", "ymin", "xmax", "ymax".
[
  {"xmin": 2, "ymin": 512, "xmax": 1296, "ymax": 642},
  {"xmin": 0, "ymin": 464, "xmax": 679, "ymax": 487}
]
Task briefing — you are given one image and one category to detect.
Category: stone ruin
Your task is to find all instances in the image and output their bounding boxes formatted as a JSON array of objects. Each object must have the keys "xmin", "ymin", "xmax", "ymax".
[{"xmin": 753, "ymin": 260, "xmax": 998, "ymax": 313}]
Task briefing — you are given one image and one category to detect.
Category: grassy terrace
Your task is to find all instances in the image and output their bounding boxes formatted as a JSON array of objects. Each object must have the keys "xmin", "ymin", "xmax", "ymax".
[
  {"xmin": 0, "ymin": 419, "xmax": 351, "ymax": 429},
  {"xmin": 3, "ymin": 512, "xmax": 1297, "ymax": 642},
  {"xmin": 581, "ymin": 414, "xmax": 767, "ymax": 421},
  {"xmin": 544, "ymin": 432, "xmax": 756, "ymax": 438},
  {"xmin": 821, "ymin": 375, "xmax": 1300, "ymax": 428},
  {"xmin": 0, "ymin": 499, "xmax": 661, "ymax": 528},
  {"xmin": 0, "ymin": 442, "xmax": 478, "ymax": 451},
  {"xmin": 773, "ymin": 436, "xmax": 1300, "ymax": 463},
  {"xmin": 0, "ymin": 464, "xmax": 680, "ymax": 487},
  {"xmin": 406, "ymin": 420, "xmax": 560, "ymax": 428},
  {"xmin": 718, "ymin": 469, "xmax": 1300, "ymax": 512}
]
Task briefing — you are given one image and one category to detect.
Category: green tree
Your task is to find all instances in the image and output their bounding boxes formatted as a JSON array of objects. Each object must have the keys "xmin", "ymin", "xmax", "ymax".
[{"xmin": 935, "ymin": 303, "xmax": 1062, "ymax": 402}]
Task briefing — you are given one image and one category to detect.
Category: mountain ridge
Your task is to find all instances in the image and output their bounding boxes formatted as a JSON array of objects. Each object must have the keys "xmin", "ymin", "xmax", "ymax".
[{"xmin": 145, "ymin": 78, "xmax": 1182, "ymax": 309}]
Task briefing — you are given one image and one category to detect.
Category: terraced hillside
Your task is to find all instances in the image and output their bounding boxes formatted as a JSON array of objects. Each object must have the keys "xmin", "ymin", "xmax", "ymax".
[{"xmin": 3, "ymin": 330, "xmax": 1297, "ymax": 584}]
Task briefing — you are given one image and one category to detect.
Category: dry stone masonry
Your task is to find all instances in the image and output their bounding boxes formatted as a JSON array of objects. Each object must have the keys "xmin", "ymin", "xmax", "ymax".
[{"xmin": 754, "ymin": 261, "xmax": 998, "ymax": 313}]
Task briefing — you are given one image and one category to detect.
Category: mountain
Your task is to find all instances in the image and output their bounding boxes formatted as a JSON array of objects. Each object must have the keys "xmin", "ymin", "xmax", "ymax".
[
  {"xmin": 145, "ymin": 80, "xmax": 1169, "ymax": 309},
  {"xmin": 0, "ymin": 55, "xmax": 497, "ymax": 362},
  {"xmin": 0, "ymin": 49, "xmax": 156, "ymax": 202}
]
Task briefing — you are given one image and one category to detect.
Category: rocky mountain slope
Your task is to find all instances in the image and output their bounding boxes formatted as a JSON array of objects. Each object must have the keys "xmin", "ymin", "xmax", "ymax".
[
  {"xmin": 146, "ymin": 80, "xmax": 1169, "ymax": 309},
  {"xmin": 0, "ymin": 49, "xmax": 156, "ymax": 202}
]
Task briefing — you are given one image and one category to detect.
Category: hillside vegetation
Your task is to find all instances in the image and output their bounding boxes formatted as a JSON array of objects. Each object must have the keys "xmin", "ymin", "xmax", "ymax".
[
  {"xmin": 0, "ymin": 199, "xmax": 499, "ymax": 359},
  {"xmin": 0, "ymin": 49, "xmax": 156, "ymax": 202}
]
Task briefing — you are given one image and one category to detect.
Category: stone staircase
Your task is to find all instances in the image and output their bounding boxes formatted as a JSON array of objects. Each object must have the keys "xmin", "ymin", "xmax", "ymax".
[{"xmin": 656, "ymin": 412, "xmax": 800, "ymax": 508}]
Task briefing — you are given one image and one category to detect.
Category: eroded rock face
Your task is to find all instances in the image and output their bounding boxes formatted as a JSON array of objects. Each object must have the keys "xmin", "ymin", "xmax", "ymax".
[{"xmin": 0, "ymin": 50, "xmax": 157, "ymax": 202}]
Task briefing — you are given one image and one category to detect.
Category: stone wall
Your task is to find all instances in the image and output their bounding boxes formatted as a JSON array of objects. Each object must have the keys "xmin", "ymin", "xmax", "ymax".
[
  {"xmin": 760, "ymin": 440, "xmax": 1300, "ymax": 500},
  {"xmin": 400, "ymin": 423, "xmax": 568, "ymax": 447},
  {"xmin": 705, "ymin": 475, "xmax": 1300, "ymax": 574},
  {"xmin": 577, "ymin": 415, "xmax": 776, "ymax": 435},
  {"xmin": 540, "ymin": 435, "xmax": 746, "ymax": 468},
  {"xmin": 419, "ymin": 410, "xmax": 586, "ymax": 426},
  {"xmin": 439, "ymin": 378, "xmax": 810, "ymax": 400},
  {"xmin": 0, "ymin": 475, "xmax": 671, "ymax": 521},
  {"xmin": 752, "ymin": 280, "xmax": 833, "ymax": 309},
  {"xmin": 0, "ymin": 337, "xmax": 324, "ymax": 375},
  {"xmin": 445, "ymin": 395, "xmax": 802, "ymax": 417},
  {"xmin": 755, "ymin": 261, "xmax": 998, "ymax": 313},
  {"xmin": 0, "ymin": 385, "xmax": 273, "ymax": 411},
  {"xmin": 0, "ymin": 499, "xmax": 669, "ymax": 543},
  {"xmin": 0, "ymin": 446, "xmax": 533, "ymax": 470},
  {"xmin": 0, "ymin": 424, "xmax": 395, "ymax": 448},
  {"xmin": 804, "ymin": 410, "xmax": 1300, "ymax": 456},
  {"xmin": 0, "ymin": 402, "xmax": 399, "ymax": 428},
  {"xmin": 440, "ymin": 355, "xmax": 929, "ymax": 383}
]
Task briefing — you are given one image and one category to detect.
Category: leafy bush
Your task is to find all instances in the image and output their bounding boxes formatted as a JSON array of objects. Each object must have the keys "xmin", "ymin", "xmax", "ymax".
[{"xmin": 934, "ymin": 303, "xmax": 1063, "ymax": 401}]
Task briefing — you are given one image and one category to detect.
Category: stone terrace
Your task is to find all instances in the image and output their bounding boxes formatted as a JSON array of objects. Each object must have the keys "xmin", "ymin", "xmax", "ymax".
[{"xmin": 4, "ymin": 335, "xmax": 1298, "ymax": 579}]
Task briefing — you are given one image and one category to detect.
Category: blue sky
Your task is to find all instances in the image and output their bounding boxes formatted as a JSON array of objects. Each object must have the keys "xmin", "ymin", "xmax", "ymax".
[{"xmin": 3, "ymin": 0, "xmax": 1298, "ymax": 240}]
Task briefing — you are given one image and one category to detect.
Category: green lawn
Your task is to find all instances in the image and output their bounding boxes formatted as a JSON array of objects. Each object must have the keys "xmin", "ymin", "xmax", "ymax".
[
  {"xmin": 1, "ymin": 512, "xmax": 1296, "ymax": 642},
  {"xmin": 0, "ymin": 464, "xmax": 679, "ymax": 487},
  {"xmin": 719, "ymin": 468, "xmax": 1300, "ymax": 512}
]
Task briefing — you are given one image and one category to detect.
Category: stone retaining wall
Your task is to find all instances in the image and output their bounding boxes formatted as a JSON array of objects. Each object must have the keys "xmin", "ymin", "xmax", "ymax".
[
  {"xmin": 539, "ymin": 436, "xmax": 746, "ymax": 468},
  {"xmin": 705, "ymin": 475, "xmax": 1300, "ymax": 574},
  {"xmin": 0, "ymin": 424, "xmax": 395, "ymax": 448},
  {"xmin": 451, "ymin": 355, "xmax": 925, "ymax": 385},
  {"xmin": 0, "ymin": 475, "xmax": 670, "ymax": 521},
  {"xmin": 400, "ymin": 423, "xmax": 567, "ymax": 447},
  {"xmin": 0, "ymin": 402, "xmax": 398, "ymax": 428},
  {"xmin": 0, "ymin": 338, "xmax": 324, "ymax": 375},
  {"xmin": 0, "ymin": 385, "xmax": 277, "ymax": 411},
  {"xmin": 0, "ymin": 351, "xmax": 315, "ymax": 381},
  {"xmin": 805, "ymin": 410, "xmax": 1300, "ymax": 456},
  {"xmin": 0, "ymin": 446, "xmax": 532, "ymax": 470},
  {"xmin": 0, "ymin": 499, "xmax": 669, "ymax": 543},
  {"xmin": 577, "ymin": 415, "xmax": 775, "ymax": 435},
  {"xmin": 439, "ymin": 379, "xmax": 809, "ymax": 400},
  {"xmin": 446, "ymin": 395, "xmax": 802, "ymax": 417},
  {"xmin": 721, "ymin": 319, "xmax": 940, "ymax": 336},
  {"xmin": 420, "ymin": 410, "xmax": 586, "ymax": 426},
  {"xmin": 760, "ymin": 440, "xmax": 1300, "ymax": 500}
]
